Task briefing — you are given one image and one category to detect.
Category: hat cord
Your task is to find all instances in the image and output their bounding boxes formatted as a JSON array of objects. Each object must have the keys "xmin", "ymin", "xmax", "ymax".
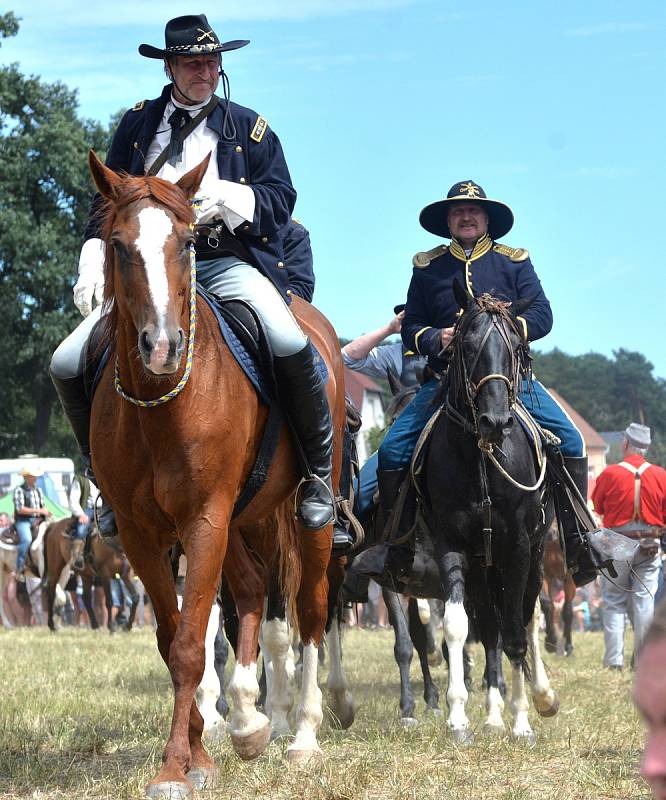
[{"xmin": 220, "ymin": 70, "xmax": 237, "ymax": 141}]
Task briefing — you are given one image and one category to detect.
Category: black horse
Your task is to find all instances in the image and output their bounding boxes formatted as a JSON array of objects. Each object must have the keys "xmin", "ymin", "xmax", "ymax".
[{"xmin": 410, "ymin": 282, "xmax": 559, "ymax": 744}]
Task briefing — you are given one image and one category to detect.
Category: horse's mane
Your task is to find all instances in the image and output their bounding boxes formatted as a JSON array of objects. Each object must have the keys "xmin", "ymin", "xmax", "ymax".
[{"xmin": 96, "ymin": 175, "xmax": 195, "ymax": 353}]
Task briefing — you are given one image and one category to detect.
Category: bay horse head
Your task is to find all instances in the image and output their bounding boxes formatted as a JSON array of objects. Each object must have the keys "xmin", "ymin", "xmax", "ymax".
[
  {"xmin": 88, "ymin": 150, "xmax": 210, "ymax": 375},
  {"xmin": 450, "ymin": 278, "xmax": 532, "ymax": 447}
]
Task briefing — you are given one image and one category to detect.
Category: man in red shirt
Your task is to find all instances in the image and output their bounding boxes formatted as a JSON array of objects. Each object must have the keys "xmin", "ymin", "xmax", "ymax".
[{"xmin": 592, "ymin": 423, "xmax": 666, "ymax": 669}]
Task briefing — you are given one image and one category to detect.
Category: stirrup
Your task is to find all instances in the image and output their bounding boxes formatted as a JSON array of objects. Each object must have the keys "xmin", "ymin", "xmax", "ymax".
[{"xmin": 294, "ymin": 474, "xmax": 335, "ymax": 530}]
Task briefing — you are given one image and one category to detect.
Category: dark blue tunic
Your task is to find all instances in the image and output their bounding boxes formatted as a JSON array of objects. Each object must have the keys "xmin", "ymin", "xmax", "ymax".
[{"xmin": 84, "ymin": 85, "xmax": 297, "ymax": 300}]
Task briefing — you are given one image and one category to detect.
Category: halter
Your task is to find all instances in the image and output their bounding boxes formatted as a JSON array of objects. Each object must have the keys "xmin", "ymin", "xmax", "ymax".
[
  {"xmin": 445, "ymin": 300, "xmax": 541, "ymax": 566},
  {"xmin": 114, "ymin": 244, "xmax": 197, "ymax": 408}
]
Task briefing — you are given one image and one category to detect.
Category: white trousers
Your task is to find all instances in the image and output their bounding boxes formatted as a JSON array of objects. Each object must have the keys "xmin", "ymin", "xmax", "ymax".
[
  {"xmin": 601, "ymin": 546, "xmax": 660, "ymax": 667},
  {"xmin": 51, "ymin": 257, "xmax": 307, "ymax": 379}
]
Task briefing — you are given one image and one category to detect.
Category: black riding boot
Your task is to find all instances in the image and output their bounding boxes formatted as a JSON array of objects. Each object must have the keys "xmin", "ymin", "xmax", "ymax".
[
  {"xmin": 559, "ymin": 455, "xmax": 603, "ymax": 587},
  {"xmin": 274, "ymin": 342, "xmax": 335, "ymax": 530},
  {"xmin": 378, "ymin": 468, "xmax": 416, "ymax": 581},
  {"xmin": 49, "ymin": 371, "xmax": 118, "ymax": 538}
]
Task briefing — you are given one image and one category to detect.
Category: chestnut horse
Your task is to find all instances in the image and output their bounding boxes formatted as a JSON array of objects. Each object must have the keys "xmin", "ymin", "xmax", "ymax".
[
  {"xmin": 43, "ymin": 518, "xmax": 138, "ymax": 633},
  {"xmin": 87, "ymin": 151, "xmax": 344, "ymax": 797}
]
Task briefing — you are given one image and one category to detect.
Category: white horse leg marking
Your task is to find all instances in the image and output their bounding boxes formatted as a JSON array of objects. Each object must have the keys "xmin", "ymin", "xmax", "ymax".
[
  {"xmin": 262, "ymin": 617, "xmax": 295, "ymax": 738},
  {"xmin": 196, "ymin": 603, "xmax": 226, "ymax": 741},
  {"xmin": 326, "ymin": 617, "xmax": 355, "ymax": 729},
  {"xmin": 417, "ymin": 598, "xmax": 431, "ymax": 625},
  {"xmin": 443, "ymin": 602, "xmax": 471, "ymax": 735},
  {"xmin": 228, "ymin": 662, "xmax": 269, "ymax": 739},
  {"xmin": 528, "ymin": 599, "xmax": 559, "ymax": 717},
  {"xmin": 484, "ymin": 686, "xmax": 506, "ymax": 733},
  {"xmin": 25, "ymin": 575, "xmax": 45, "ymax": 626},
  {"xmin": 509, "ymin": 662, "xmax": 534, "ymax": 741},
  {"xmin": 288, "ymin": 642, "xmax": 323, "ymax": 761}
]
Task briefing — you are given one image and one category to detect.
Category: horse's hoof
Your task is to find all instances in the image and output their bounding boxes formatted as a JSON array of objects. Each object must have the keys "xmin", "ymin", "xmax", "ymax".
[
  {"xmin": 287, "ymin": 746, "xmax": 323, "ymax": 765},
  {"xmin": 326, "ymin": 692, "xmax": 355, "ymax": 730},
  {"xmin": 427, "ymin": 649, "xmax": 443, "ymax": 668},
  {"xmin": 230, "ymin": 722, "xmax": 270, "ymax": 761},
  {"xmin": 401, "ymin": 716, "xmax": 419, "ymax": 729},
  {"xmin": 269, "ymin": 722, "xmax": 292, "ymax": 742},
  {"xmin": 544, "ymin": 640, "xmax": 557, "ymax": 654},
  {"xmin": 424, "ymin": 707, "xmax": 443, "ymax": 718},
  {"xmin": 451, "ymin": 727, "xmax": 474, "ymax": 746},
  {"xmin": 186, "ymin": 766, "xmax": 218, "ymax": 790},
  {"xmin": 513, "ymin": 730, "xmax": 537, "ymax": 747},
  {"xmin": 145, "ymin": 780, "xmax": 193, "ymax": 799},
  {"xmin": 534, "ymin": 694, "xmax": 560, "ymax": 718},
  {"xmin": 565, "ymin": 645, "xmax": 574, "ymax": 657},
  {"xmin": 483, "ymin": 722, "xmax": 506, "ymax": 737}
]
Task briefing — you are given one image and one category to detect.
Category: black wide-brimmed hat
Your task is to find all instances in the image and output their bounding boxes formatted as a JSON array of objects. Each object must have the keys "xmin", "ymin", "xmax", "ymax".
[
  {"xmin": 419, "ymin": 180, "xmax": 514, "ymax": 240},
  {"xmin": 139, "ymin": 14, "xmax": 249, "ymax": 59}
]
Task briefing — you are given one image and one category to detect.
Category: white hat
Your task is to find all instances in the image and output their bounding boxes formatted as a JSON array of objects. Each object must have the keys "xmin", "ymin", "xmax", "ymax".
[
  {"xmin": 625, "ymin": 423, "xmax": 651, "ymax": 449},
  {"xmin": 20, "ymin": 465, "xmax": 43, "ymax": 477}
]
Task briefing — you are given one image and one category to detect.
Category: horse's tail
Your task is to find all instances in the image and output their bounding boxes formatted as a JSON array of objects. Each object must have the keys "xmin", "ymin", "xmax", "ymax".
[{"xmin": 275, "ymin": 500, "xmax": 301, "ymax": 631}]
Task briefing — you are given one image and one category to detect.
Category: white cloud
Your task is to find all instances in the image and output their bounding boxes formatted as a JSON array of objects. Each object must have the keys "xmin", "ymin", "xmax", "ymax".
[{"xmin": 565, "ymin": 21, "xmax": 653, "ymax": 38}]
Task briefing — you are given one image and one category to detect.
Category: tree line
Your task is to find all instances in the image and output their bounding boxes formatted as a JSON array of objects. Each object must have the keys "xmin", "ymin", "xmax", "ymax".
[{"xmin": 0, "ymin": 14, "xmax": 663, "ymax": 468}]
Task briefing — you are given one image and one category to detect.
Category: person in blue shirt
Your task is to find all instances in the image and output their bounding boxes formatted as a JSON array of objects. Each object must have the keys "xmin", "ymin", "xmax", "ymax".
[{"xmin": 376, "ymin": 180, "xmax": 599, "ymax": 586}]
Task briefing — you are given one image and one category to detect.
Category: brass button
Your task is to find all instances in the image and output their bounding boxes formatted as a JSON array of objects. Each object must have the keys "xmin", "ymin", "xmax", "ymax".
[
  {"xmin": 235, "ymin": 145, "xmax": 243, "ymax": 153},
  {"xmin": 239, "ymin": 177, "xmax": 246, "ymax": 184},
  {"xmin": 243, "ymin": 224, "xmax": 250, "ymax": 232},
  {"xmin": 286, "ymin": 289, "xmax": 292, "ymax": 297},
  {"xmin": 261, "ymin": 236, "xmax": 268, "ymax": 243},
  {"xmin": 277, "ymin": 261, "xmax": 285, "ymax": 269}
]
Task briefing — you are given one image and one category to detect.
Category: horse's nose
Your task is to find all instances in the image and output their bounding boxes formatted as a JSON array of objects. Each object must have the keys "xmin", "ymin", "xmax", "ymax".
[
  {"xmin": 479, "ymin": 412, "xmax": 513, "ymax": 443},
  {"xmin": 140, "ymin": 329, "xmax": 153, "ymax": 356}
]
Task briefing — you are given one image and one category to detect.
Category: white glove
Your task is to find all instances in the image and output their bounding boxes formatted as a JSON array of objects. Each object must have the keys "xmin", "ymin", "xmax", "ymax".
[
  {"xmin": 194, "ymin": 178, "xmax": 255, "ymax": 231},
  {"xmin": 73, "ymin": 238, "xmax": 105, "ymax": 317}
]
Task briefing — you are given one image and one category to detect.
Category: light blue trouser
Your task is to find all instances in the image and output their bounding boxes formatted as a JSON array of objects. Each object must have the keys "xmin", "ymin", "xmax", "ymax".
[
  {"xmin": 51, "ymin": 257, "xmax": 307, "ymax": 379},
  {"xmin": 601, "ymin": 541, "xmax": 661, "ymax": 667},
  {"xmin": 15, "ymin": 519, "xmax": 32, "ymax": 573},
  {"xmin": 378, "ymin": 377, "xmax": 585, "ymax": 471}
]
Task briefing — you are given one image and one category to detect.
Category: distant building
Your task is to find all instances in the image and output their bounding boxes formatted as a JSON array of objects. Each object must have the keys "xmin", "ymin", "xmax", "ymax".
[
  {"xmin": 547, "ymin": 389, "xmax": 609, "ymax": 497},
  {"xmin": 344, "ymin": 368, "xmax": 385, "ymax": 466}
]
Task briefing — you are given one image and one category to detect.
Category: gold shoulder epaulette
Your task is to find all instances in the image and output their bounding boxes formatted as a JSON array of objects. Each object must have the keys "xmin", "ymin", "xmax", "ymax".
[
  {"xmin": 131, "ymin": 100, "xmax": 147, "ymax": 112},
  {"xmin": 291, "ymin": 217, "xmax": 302, "ymax": 225},
  {"xmin": 493, "ymin": 244, "xmax": 529, "ymax": 262},
  {"xmin": 412, "ymin": 244, "xmax": 448, "ymax": 268},
  {"xmin": 250, "ymin": 115, "xmax": 268, "ymax": 143}
]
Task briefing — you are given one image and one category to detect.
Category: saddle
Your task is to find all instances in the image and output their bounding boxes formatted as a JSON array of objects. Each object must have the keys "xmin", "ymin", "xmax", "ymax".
[{"xmin": 0, "ymin": 525, "xmax": 18, "ymax": 545}]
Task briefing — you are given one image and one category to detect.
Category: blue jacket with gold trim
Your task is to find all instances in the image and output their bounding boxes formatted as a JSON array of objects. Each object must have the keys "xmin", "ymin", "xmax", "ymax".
[
  {"xmin": 402, "ymin": 237, "xmax": 552, "ymax": 372},
  {"xmin": 84, "ymin": 85, "xmax": 297, "ymax": 300},
  {"xmin": 283, "ymin": 220, "xmax": 315, "ymax": 302}
]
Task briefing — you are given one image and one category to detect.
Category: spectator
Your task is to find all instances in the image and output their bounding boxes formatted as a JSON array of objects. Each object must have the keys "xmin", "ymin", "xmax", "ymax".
[
  {"xmin": 592, "ymin": 423, "xmax": 666, "ymax": 669},
  {"xmin": 12, "ymin": 467, "xmax": 51, "ymax": 583}
]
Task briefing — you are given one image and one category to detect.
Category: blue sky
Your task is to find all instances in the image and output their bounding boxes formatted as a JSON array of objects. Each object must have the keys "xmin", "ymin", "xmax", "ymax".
[{"xmin": 5, "ymin": 1, "xmax": 666, "ymax": 377}]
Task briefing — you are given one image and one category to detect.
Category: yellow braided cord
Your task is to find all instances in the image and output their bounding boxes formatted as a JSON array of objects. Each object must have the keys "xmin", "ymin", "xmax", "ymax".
[{"xmin": 114, "ymin": 246, "xmax": 197, "ymax": 408}]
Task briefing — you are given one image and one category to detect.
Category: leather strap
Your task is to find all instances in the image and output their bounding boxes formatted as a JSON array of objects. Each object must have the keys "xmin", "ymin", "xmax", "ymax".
[
  {"xmin": 147, "ymin": 95, "xmax": 219, "ymax": 177},
  {"xmin": 617, "ymin": 460, "xmax": 652, "ymax": 521}
]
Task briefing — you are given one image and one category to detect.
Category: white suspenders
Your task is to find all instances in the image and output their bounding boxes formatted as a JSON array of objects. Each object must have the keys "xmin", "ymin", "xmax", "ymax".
[{"xmin": 617, "ymin": 460, "xmax": 652, "ymax": 522}]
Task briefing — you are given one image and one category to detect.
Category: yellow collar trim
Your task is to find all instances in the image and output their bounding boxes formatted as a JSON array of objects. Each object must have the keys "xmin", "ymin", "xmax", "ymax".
[{"xmin": 449, "ymin": 234, "xmax": 492, "ymax": 263}]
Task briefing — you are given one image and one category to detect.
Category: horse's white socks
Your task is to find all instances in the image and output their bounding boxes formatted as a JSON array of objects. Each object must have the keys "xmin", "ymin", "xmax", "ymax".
[
  {"xmin": 228, "ymin": 662, "xmax": 269, "ymax": 738},
  {"xmin": 262, "ymin": 617, "xmax": 295, "ymax": 737},
  {"xmin": 443, "ymin": 602, "xmax": 470, "ymax": 732},
  {"xmin": 288, "ymin": 642, "xmax": 323, "ymax": 755}
]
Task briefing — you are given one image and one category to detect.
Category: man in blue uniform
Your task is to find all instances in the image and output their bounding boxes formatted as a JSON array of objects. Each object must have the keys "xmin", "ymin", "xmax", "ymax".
[
  {"xmin": 377, "ymin": 180, "xmax": 599, "ymax": 586},
  {"xmin": 50, "ymin": 14, "xmax": 334, "ymax": 536}
]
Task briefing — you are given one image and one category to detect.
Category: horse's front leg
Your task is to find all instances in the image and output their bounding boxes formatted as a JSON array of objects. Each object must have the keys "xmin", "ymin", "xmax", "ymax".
[
  {"xmin": 119, "ymin": 522, "xmax": 195, "ymax": 797},
  {"xmin": 437, "ymin": 549, "xmax": 473, "ymax": 745},
  {"xmin": 407, "ymin": 597, "xmax": 441, "ymax": 716},
  {"xmin": 224, "ymin": 536, "xmax": 271, "ymax": 761},
  {"xmin": 288, "ymin": 528, "xmax": 331, "ymax": 763},
  {"xmin": 383, "ymin": 588, "xmax": 417, "ymax": 724}
]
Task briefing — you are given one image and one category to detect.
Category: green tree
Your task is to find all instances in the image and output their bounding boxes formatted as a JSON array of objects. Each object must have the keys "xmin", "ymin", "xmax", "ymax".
[{"xmin": 0, "ymin": 14, "xmax": 112, "ymax": 458}]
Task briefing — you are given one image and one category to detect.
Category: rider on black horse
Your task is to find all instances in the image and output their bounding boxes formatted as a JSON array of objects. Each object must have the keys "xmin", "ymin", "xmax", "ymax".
[{"xmin": 368, "ymin": 180, "xmax": 603, "ymax": 587}]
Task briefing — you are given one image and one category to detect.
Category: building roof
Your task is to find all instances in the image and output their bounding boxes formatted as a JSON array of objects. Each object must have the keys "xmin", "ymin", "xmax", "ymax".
[
  {"xmin": 547, "ymin": 389, "xmax": 608, "ymax": 451},
  {"xmin": 344, "ymin": 368, "xmax": 383, "ymax": 411}
]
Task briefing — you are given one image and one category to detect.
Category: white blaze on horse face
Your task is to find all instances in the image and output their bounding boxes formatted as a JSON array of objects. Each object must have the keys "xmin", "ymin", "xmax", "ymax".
[{"xmin": 135, "ymin": 207, "xmax": 174, "ymax": 329}]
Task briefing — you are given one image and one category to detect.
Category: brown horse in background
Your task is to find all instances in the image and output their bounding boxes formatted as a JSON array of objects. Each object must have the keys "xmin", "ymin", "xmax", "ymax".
[
  {"xmin": 87, "ymin": 152, "xmax": 344, "ymax": 797},
  {"xmin": 43, "ymin": 518, "xmax": 138, "ymax": 633},
  {"xmin": 542, "ymin": 525, "xmax": 576, "ymax": 656}
]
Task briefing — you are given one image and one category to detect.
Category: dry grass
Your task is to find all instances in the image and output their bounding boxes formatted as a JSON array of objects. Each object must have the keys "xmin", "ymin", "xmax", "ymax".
[{"xmin": 0, "ymin": 624, "xmax": 651, "ymax": 799}]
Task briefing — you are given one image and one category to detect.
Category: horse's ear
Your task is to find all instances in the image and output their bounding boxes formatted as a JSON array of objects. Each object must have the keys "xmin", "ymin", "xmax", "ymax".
[
  {"xmin": 176, "ymin": 153, "xmax": 212, "ymax": 199},
  {"xmin": 88, "ymin": 150, "xmax": 122, "ymax": 199},
  {"xmin": 512, "ymin": 296, "xmax": 534, "ymax": 317},
  {"xmin": 452, "ymin": 275, "xmax": 473, "ymax": 312}
]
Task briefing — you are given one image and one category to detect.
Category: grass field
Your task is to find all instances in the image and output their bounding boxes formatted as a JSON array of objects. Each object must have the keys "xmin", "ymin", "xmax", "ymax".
[{"xmin": 0, "ymin": 624, "xmax": 650, "ymax": 800}]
